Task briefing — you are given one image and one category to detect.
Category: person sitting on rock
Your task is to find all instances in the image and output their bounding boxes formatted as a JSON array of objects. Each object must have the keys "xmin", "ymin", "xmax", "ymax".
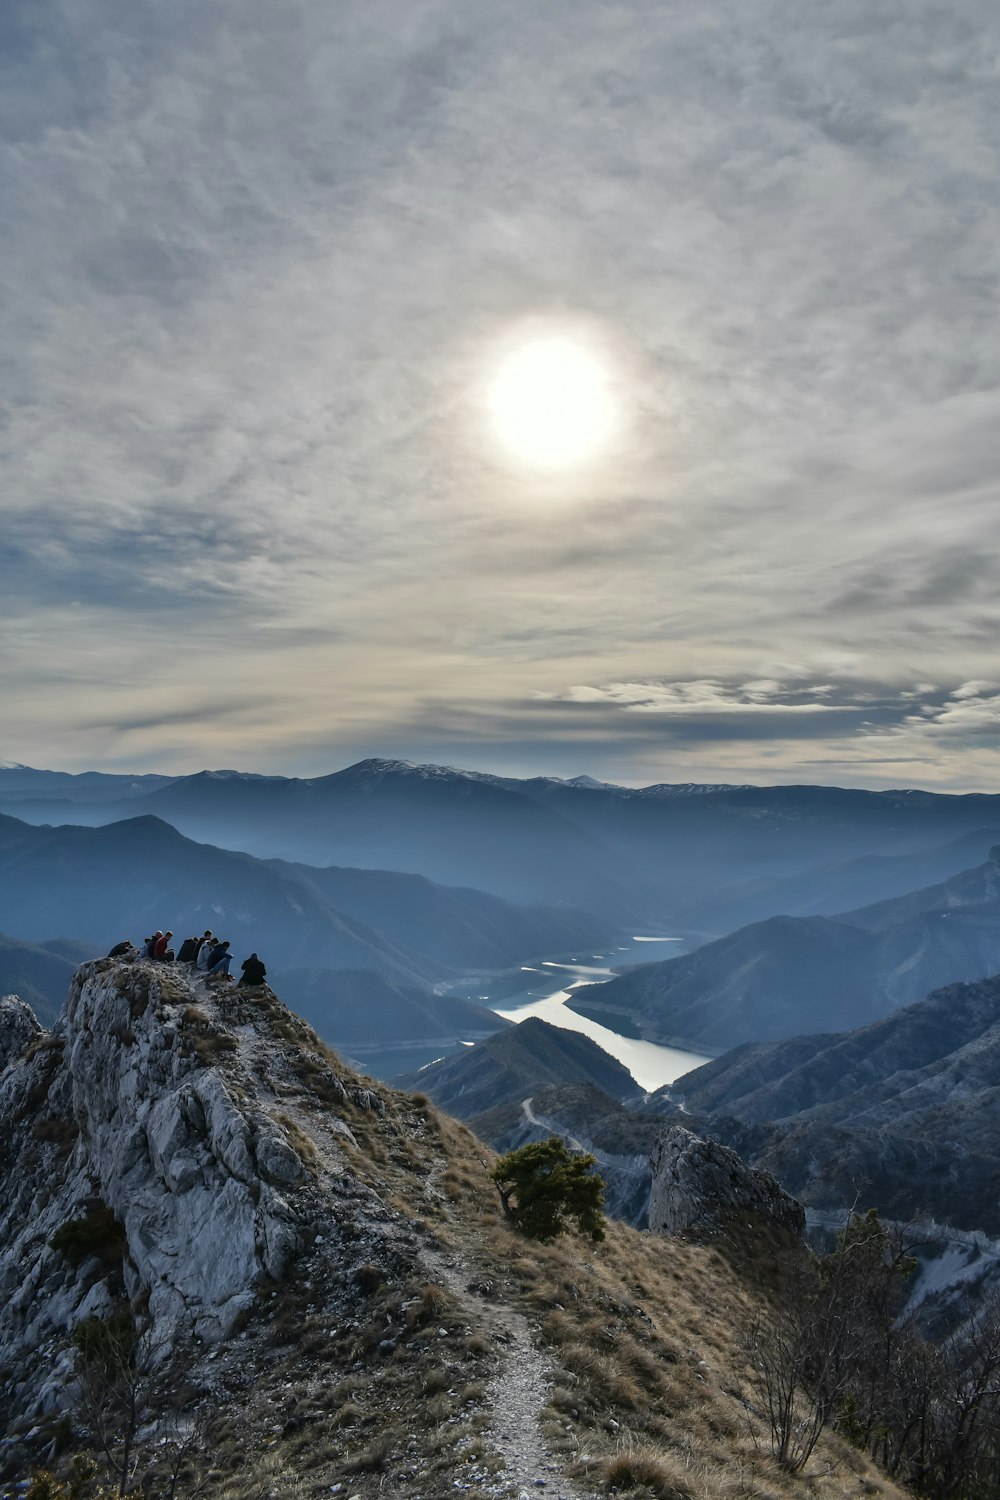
[
  {"xmin": 175, "ymin": 936, "xmax": 199, "ymax": 964},
  {"xmin": 142, "ymin": 932, "xmax": 162, "ymax": 959},
  {"xmin": 206, "ymin": 939, "xmax": 232, "ymax": 978},
  {"xmin": 152, "ymin": 931, "xmax": 173, "ymax": 960},
  {"xmin": 107, "ymin": 940, "xmax": 136, "ymax": 958},
  {"xmin": 238, "ymin": 952, "xmax": 267, "ymax": 988},
  {"xmin": 195, "ymin": 931, "xmax": 215, "ymax": 971}
]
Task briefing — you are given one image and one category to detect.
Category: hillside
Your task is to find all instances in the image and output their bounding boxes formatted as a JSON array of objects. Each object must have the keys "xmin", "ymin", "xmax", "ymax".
[
  {"xmin": 0, "ymin": 934, "xmax": 92, "ymax": 1025},
  {"xmin": 0, "ymin": 811, "xmax": 439, "ymax": 984},
  {"xmin": 682, "ymin": 826, "xmax": 1000, "ymax": 933},
  {"xmin": 569, "ymin": 849, "xmax": 1000, "ymax": 1048},
  {"xmin": 270, "ymin": 966, "xmax": 510, "ymax": 1059},
  {"xmin": 270, "ymin": 858, "xmax": 611, "ymax": 970},
  {"xmin": 0, "ymin": 810, "xmax": 615, "ymax": 987},
  {"xmin": 671, "ymin": 975, "xmax": 1000, "ymax": 1232},
  {"xmin": 0, "ymin": 957, "xmax": 907, "ymax": 1500},
  {"xmin": 395, "ymin": 1016, "xmax": 643, "ymax": 1118}
]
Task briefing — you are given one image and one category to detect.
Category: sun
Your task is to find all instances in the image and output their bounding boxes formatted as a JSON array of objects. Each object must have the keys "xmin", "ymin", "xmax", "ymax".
[{"xmin": 486, "ymin": 335, "xmax": 618, "ymax": 469}]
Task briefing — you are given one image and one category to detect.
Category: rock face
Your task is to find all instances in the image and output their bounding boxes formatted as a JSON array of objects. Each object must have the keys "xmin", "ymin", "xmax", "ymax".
[
  {"xmin": 0, "ymin": 959, "xmax": 332, "ymax": 1420},
  {"xmin": 0, "ymin": 994, "xmax": 41, "ymax": 1070},
  {"xmin": 648, "ymin": 1124, "xmax": 804, "ymax": 1240}
]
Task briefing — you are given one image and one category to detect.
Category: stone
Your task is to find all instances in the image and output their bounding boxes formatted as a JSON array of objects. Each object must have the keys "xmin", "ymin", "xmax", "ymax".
[
  {"xmin": 0, "ymin": 961, "xmax": 311, "ymax": 1418},
  {"xmin": 648, "ymin": 1123, "xmax": 805, "ymax": 1240},
  {"xmin": 0, "ymin": 995, "xmax": 42, "ymax": 1073}
]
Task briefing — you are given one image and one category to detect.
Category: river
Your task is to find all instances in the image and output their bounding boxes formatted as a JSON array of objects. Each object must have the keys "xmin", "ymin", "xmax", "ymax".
[{"xmin": 485, "ymin": 936, "xmax": 711, "ymax": 1091}]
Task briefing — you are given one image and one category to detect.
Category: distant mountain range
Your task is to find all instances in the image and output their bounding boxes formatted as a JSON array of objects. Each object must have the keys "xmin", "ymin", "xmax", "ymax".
[
  {"xmin": 395, "ymin": 1015, "xmax": 642, "ymax": 1119},
  {"xmin": 670, "ymin": 974, "xmax": 1000, "ymax": 1234},
  {"xmin": 7, "ymin": 758, "xmax": 1000, "ymax": 926},
  {"xmin": 568, "ymin": 848, "xmax": 1000, "ymax": 1049}
]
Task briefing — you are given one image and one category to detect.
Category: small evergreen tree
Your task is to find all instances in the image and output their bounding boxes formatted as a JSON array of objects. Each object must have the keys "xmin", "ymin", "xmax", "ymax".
[{"xmin": 490, "ymin": 1136, "xmax": 606, "ymax": 1243}]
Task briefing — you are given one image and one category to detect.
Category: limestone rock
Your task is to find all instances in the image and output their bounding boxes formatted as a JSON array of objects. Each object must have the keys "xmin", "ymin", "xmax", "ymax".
[
  {"xmin": 0, "ymin": 993, "xmax": 41, "ymax": 1072},
  {"xmin": 0, "ymin": 958, "xmax": 367, "ymax": 1420},
  {"xmin": 648, "ymin": 1123, "xmax": 804, "ymax": 1240}
]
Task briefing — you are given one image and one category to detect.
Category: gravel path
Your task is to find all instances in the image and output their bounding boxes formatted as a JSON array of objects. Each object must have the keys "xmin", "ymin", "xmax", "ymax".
[{"xmin": 423, "ymin": 1237, "xmax": 594, "ymax": 1500}]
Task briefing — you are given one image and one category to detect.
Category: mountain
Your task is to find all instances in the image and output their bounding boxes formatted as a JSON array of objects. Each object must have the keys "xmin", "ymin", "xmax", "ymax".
[
  {"xmin": 12, "ymin": 758, "xmax": 1000, "ymax": 927},
  {"xmin": 395, "ymin": 1015, "xmax": 643, "ymax": 1118},
  {"xmin": 0, "ymin": 934, "xmax": 92, "ymax": 1026},
  {"xmin": 0, "ymin": 809, "xmax": 615, "ymax": 980},
  {"xmin": 0, "ymin": 956, "xmax": 911, "ymax": 1500},
  {"xmin": 0, "ymin": 811, "xmax": 438, "ymax": 983},
  {"xmin": 0, "ymin": 763, "xmax": 176, "ymax": 804},
  {"xmin": 568, "ymin": 849, "xmax": 1000, "ymax": 1049},
  {"xmin": 681, "ymin": 827, "xmax": 1000, "ymax": 933},
  {"xmin": 669, "ymin": 975, "xmax": 1000, "ymax": 1234},
  {"xmin": 267, "ymin": 857, "xmax": 610, "ymax": 970},
  {"xmin": 106, "ymin": 761, "xmax": 648, "ymax": 917},
  {"xmin": 268, "ymin": 967, "xmax": 509, "ymax": 1058}
]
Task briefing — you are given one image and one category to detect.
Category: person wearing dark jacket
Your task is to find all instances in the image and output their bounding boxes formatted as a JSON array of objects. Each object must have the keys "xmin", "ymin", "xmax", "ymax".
[
  {"xmin": 238, "ymin": 953, "xmax": 267, "ymax": 987},
  {"xmin": 108, "ymin": 941, "xmax": 135, "ymax": 958},
  {"xmin": 176, "ymin": 936, "xmax": 199, "ymax": 963},
  {"xmin": 206, "ymin": 940, "xmax": 232, "ymax": 977}
]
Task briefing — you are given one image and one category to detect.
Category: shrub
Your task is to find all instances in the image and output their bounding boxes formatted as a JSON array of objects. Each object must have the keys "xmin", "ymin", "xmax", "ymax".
[{"xmin": 490, "ymin": 1137, "xmax": 605, "ymax": 1244}]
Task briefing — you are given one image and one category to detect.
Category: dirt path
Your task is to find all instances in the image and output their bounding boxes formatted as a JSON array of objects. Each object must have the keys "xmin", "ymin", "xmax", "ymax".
[
  {"xmin": 200, "ymin": 984, "xmax": 594, "ymax": 1497},
  {"xmin": 423, "ymin": 1244, "xmax": 594, "ymax": 1500}
]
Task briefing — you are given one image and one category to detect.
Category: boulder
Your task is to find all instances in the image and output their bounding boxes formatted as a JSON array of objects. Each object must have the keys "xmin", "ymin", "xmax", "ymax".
[{"xmin": 649, "ymin": 1123, "xmax": 804, "ymax": 1239}]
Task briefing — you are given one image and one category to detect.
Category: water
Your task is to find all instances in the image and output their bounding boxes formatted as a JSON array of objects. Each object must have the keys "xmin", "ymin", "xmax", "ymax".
[{"xmin": 488, "ymin": 937, "xmax": 712, "ymax": 1092}]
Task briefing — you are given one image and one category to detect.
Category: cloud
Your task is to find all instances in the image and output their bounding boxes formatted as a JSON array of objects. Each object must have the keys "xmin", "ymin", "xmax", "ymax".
[
  {"xmin": 4, "ymin": 1, "xmax": 1000, "ymax": 784},
  {"xmin": 541, "ymin": 678, "xmax": 840, "ymax": 715}
]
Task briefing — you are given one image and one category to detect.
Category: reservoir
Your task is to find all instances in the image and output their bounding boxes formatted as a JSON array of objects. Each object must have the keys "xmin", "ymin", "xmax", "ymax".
[{"xmin": 487, "ymin": 936, "xmax": 711, "ymax": 1091}]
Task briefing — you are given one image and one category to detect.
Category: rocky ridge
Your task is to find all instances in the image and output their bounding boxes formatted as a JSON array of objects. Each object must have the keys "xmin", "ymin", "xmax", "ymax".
[
  {"xmin": 647, "ymin": 1125, "xmax": 805, "ymax": 1241},
  {"xmin": 0, "ymin": 959, "xmax": 906, "ymax": 1500}
]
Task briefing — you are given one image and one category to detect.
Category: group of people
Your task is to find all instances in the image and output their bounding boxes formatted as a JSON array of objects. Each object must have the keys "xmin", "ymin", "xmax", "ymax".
[{"xmin": 132, "ymin": 929, "xmax": 267, "ymax": 988}]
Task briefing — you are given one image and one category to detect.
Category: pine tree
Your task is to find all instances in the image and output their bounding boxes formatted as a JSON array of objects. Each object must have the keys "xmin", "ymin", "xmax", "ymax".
[{"xmin": 490, "ymin": 1136, "xmax": 606, "ymax": 1243}]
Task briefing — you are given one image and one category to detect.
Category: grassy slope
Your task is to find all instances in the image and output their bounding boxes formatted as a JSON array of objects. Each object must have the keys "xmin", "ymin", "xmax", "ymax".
[
  {"xmin": 198, "ymin": 992, "xmax": 905, "ymax": 1500},
  {"xmin": 17, "ymin": 969, "xmax": 906, "ymax": 1500}
]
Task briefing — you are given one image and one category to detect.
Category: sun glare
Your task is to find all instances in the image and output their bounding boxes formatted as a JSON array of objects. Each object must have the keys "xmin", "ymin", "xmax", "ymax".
[{"xmin": 486, "ymin": 335, "xmax": 618, "ymax": 469}]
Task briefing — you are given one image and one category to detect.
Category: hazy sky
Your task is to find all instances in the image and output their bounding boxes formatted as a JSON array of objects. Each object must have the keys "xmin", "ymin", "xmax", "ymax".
[{"xmin": 4, "ymin": 0, "xmax": 1000, "ymax": 788}]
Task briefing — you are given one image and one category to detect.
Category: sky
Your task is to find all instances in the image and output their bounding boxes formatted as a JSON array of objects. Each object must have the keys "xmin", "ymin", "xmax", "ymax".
[{"xmin": 4, "ymin": 0, "xmax": 1000, "ymax": 789}]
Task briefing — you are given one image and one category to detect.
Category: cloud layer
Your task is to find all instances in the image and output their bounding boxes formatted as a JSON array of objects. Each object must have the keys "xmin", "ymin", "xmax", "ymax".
[{"xmin": 4, "ymin": 0, "xmax": 1000, "ymax": 786}]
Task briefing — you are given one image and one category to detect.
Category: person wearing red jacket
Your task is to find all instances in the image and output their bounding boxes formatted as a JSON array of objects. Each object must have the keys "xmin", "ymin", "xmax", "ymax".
[{"xmin": 153, "ymin": 931, "xmax": 173, "ymax": 960}]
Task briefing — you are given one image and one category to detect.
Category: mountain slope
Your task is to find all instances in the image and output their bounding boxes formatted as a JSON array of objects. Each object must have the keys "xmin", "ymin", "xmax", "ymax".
[
  {"xmin": 270, "ymin": 857, "xmax": 613, "ymax": 969},
  {"xmin": 569, "ymin": 850, "xmax": 1000, "ymax": 1048},
  {"xmin": 671, "ymin": 975, "xmax": 1000, "ymax": 1232},
  {"xmin": 269, "ymin": 966, "xmax": 510, "ymax": 1054},
  {"xmin": 0, "ymin": 812, "xmax": 439, "ymax": 982},
  {"xmin": 682, "ymin": 827, "xmax": 1000, "ymax": 933},
  {"xmin": 0, "ymin": 958, "xmax": 904, "ymax": 1500},
  {"xmin": 0, "ymin": 810, "xmax": 616, "ymax": 983},
  {"xmin": 396, "ymin": 1015, "xmax": 642, "ymax": 1118},
  {"xmin": 111, "ymin": 761, "xmax": 649, "ymax": 917},
  {"xmin": 0, "ymin": 934, "xmax": 92, "ymax": 1025}
]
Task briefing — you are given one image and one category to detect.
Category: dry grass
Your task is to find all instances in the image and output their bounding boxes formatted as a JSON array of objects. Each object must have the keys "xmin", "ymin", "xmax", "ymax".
[{"xmin": 273, "ymin": 1111, "xmax": 319, "ymax": 1168}]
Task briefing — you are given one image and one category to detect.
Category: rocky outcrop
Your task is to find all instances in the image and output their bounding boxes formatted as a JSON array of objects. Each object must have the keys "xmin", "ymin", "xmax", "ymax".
[
  {"xmin": 648, "ymin": 1123, "xmax": 804, "ymax": 1240},
  {"xmin": 0, "ymin": 958, "xmax": 359, "ymax": 1422},
  {"xmin": 0, "ymin": 994, "xmax": 40, "ymax": 1071}
]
